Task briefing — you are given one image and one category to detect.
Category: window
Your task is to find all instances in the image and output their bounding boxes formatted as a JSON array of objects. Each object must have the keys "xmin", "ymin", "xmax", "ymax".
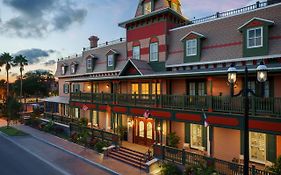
[
  {"xmin": 132, "ymin": 83, "xmax": 139, "ymax": 94},
  {"xmin": 71, "ymin": 64, "xmax": 76, "ymax": 74},
  {"xmin": 190, "ymin": 124, "xmax": 203, "ymax": 149},
  {"xmin": 248, "ymin": 81, "xmax": 256, "ymax": 96},
  {"xmin": 139, "ymin": 121, "xmax": 144, "ymax": 137},
  {"xmin": 144, "ymin": 2, "xmax": 151, "ymax": 15},
  {"xmin": 141, "ymin": 83, "xmax": 149, "ymax": 95},
  {"xmin": 63, "ymin": 84, "xmax": 69, "ymax": 94},
  {"xmin": 92, "ymin": 110, "xmax": 98, "ymax": 127},
  {"xmin": 61, "ymin": 66, "xmax": 66, "ymax": 75},
  {"xmin": 64, "ymin": 104, "xmax": 69, "ymax": 116},
  {"xmin": 149, "ymin": 42, "xmax": 158, "ymax": 62},
  {"xmin": 73, "ymin": 84, "xmax": 80, "ymax": 92},
  {"xmin": 198, "ymin": 82, "xmax": 206, "ymax": 96},
  {"xmin": 147, "ymin": 122, "xmax": 153, "ymax": 139},
  {"xmin": 74, "ymin": 108, "xmax": 79, "ymax": 118},
  {"xmin": 264, "ymin": 81, "xmax": 269, "ymax": 97},
  {"xmin": 189, "ymin": 82, "xmax": 196, "ymax": 96},
  {"xmin": 87, "ymin": 58, "xmax": 92, "ymax": 70},
  {"xmin": 108, "ymin": 54, "xmax": 114, "ymax": 66},
  {"xmin": 152, "ymin": 83, "xmax": 161, "ymax": 95},
  {"xmin": 132, "ymin": 46, "xmax": 140, "ymax": 60},
  {"xmin": 247, "ymin": 27, "xmax": 263, "ymax": 48},
  {"xmin": 186, "ymin": 39, "xmax": 197, "ymax": 56},
  {"xmin": 250, "ymin": 132, "xmax": 266, "ymax": 163}
]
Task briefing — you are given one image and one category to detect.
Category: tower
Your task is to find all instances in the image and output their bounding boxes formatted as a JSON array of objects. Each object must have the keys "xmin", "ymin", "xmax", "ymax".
[{"xmin": 119, "ymin": 0, "xmax": 188, "ymax": 71}]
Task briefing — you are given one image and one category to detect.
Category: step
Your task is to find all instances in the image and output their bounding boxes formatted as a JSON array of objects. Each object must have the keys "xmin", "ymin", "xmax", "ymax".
[
  {"xmin": 119, "ymin": 147, "xmax": 147, "ymax": 157},
  {"xmin": 109, "ymin": 150, "xmax": 146, "ymax": 162},
  {"xmin": 108, "ymin": 153, "xmax": 147, "ymax": 170}
]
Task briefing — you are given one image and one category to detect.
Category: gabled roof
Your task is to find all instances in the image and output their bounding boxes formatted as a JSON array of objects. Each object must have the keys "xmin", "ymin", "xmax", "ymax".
[
  {"xmin": 119, "ymin": 59, "xmax": 154, "ymax": 76},
  {"xmin": 71, "ymin": 61, "xmax": 78, "ymax": 65},
  {"xmin": 238, "ymin": 17, "xmax": 274, "ymax": 31},
  {"xmin": 180, "ymin": 31, "xmax": 205, "ymax": 41},
  {"xmin": 106, "ymin": 49, "xmax": 119, "ymax": 55},
  {"xmin": 86, "ymin": 54, "xmax": 97, "ymax": 59}
]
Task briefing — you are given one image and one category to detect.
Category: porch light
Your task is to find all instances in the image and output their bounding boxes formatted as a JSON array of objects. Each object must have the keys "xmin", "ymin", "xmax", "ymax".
[
  {"xmin": 128, "ymin": 120, "xmax": 134, "ymax": 127},
  {"xmin": 227, "ymin": 64, "xmax": 237, "ymax": 84},
  {"xmin": 157, "ymin": 125, "xmax": 161, "ymax": 131},
  {"xmin": 257, "ymin": 61, "xmax": 267, "ymax": 82},
  {"xmin": 106, "ymin": 84, "xmax": 109, "ymax": 88}
]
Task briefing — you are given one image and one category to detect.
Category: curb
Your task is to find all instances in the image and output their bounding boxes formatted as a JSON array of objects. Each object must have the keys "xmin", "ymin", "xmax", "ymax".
[
  {"xmin": 20, "ymin": 128, "xmax": 121, "ymax": 175},
  {"xmin": 0, "ymin": 132, "xmax": 71, "ymax": 175}
]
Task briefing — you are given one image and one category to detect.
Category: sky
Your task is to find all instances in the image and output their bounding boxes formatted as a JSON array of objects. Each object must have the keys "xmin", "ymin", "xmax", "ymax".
[{"xmin": 0, "ymin": 0, "xmax": 257, "ymax": 81}]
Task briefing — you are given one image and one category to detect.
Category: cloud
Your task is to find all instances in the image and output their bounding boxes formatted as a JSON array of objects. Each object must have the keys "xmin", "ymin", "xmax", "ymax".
[
  {"xmin": 1, "ymin": 0, "xmax": 87, "ymax": 38},
  {"xmin": 15, "ymin": 48, "xmax": 54, "ymax": 64},
  {"xmin": 44, "ymin": 60, "xmax": 56, "ymax": 66},
  {"xmin": 11, "ymin": 72, "xmax": 18, "ymax": 77}
]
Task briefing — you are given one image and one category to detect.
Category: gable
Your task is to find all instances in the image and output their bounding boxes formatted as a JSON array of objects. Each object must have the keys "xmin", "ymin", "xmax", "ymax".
[
  {"xmin": 119, "ymin": 60, "xmax": 142, "ymax": 76},
  {"xmin": 238, "ymin": 17, "xmax": 274, "ymax": 31},
  {"xmin": 180, "ymin": 31, "xmax": 205, "ymax": 41}
]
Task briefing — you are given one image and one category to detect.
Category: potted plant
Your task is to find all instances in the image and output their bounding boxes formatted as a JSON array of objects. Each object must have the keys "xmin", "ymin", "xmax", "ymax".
[
  {"xmin": 266, "ymin": 156, "xmax": 281, "ymax": 174},
  {"xmin": 167, "ymin": 132, "xmax": 180, "ymax": 148}
]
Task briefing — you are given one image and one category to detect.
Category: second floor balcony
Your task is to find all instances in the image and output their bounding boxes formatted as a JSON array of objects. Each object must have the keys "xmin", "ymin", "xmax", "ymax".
[{"xmin": 70, "ymin": 92, "xmax": 281, "ymax": 118}]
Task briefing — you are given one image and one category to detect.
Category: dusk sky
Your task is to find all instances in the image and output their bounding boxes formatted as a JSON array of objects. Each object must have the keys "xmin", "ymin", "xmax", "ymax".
[{"xmin": 0, "ymin": 0, "xmax": 257, "ymax": 81}]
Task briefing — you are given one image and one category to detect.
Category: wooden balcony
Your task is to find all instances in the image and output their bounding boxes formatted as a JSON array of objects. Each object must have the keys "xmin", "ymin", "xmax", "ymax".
[{"xmin": 70, "ymin": 92, "xmax": 281, "ymax": 118}]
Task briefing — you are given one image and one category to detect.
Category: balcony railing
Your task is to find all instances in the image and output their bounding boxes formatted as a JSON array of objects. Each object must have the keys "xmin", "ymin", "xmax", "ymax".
[
  {"xmin": 44, "ymin": 112, "xmax": 79, "ymax": 125},
  {"xmin": 153, "ymin": 144, "xmax": 276, "ymax": 175},
  {"xmin": 70, "ymin": 92, "xmax": 281, "ymax": 118}
]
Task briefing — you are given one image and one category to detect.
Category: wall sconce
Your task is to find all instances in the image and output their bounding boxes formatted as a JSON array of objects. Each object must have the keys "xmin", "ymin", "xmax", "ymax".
[
  {"xmin": 106, "ymin": 84, "xmax": 109, "ymax": 88},
  {"xmin": 157, "ymin": 124, "xmax": 161, "ymax": 131},
  {"xmin": 87, "ymin": 85, "xmax": 91, "ymax": 90}
]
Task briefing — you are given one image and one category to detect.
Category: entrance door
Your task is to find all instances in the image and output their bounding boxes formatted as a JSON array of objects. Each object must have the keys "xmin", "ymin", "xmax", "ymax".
[{"xmin": 134, "ymin": 118, "xmax": 154, "ymax": 146}]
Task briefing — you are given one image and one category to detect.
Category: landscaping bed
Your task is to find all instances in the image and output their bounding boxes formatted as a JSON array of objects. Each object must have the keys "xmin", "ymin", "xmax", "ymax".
[{"xmin": 0, "ymin": 126, "xmax": 28, "ymax": 136}]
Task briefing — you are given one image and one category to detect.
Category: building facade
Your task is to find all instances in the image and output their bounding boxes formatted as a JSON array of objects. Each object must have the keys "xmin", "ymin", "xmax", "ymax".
[{"xmin": 45, "ymin": 0, "xmax": 281, "ymax": 168}]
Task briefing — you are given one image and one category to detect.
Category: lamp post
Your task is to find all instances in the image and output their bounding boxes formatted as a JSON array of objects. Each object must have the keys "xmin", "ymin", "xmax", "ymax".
[{"xmin": 227, "ymin": 61, "xmax": 267, "ymax": 175}]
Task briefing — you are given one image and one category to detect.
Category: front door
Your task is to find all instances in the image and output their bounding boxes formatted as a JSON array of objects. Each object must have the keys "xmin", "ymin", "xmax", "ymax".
[{"xmin": 134, "ymin": 117, "xmax": 154, "ymax": 146}]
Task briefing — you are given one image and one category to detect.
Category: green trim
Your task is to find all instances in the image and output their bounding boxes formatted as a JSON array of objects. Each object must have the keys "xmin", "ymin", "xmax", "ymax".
[
  {"xmin": 185, "ymin": 123, "xmax": 190, "ymax": 143},
  {"xmin": 107, "ymin": 54, "xmax": 116, "ymax": 71},
  {"xmin": 202, "ymin": 126, "xmax": 207, "ymax": 149},
  {"xmin": 183, "ymin": 38, "xmax": 202, "ymax": 63},
  {"xmin": 266, "ymin": 134, "xmax": 277, "ymax": 162}
]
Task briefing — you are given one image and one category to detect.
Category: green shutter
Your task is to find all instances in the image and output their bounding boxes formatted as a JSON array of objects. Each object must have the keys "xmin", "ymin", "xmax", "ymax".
[
  {"xmin": 202, "ymin": 126, "xmax": 207, "ymax": 149},
  {"xmin": 266, "ymin": 134, "xmax": 277, "ymax": 162},
  {"xmin": 185, "ymin": 123, "xmax": 190, "ymax": 143}
]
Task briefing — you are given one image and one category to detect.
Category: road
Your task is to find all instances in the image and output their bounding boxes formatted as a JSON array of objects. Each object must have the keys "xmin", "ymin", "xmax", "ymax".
[
  {"xmin": 0, "ymin": 134, "xmax": 112, "ymax": 175},
  {"xmin": 0, "ymin": 135, "xmax": 64, "ymax": 175}
]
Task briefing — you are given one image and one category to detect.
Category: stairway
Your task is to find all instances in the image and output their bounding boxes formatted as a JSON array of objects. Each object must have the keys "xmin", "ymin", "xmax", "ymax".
[{"xmin": 108, "ymin": 146, "xmax": 152, "ymax": 170}]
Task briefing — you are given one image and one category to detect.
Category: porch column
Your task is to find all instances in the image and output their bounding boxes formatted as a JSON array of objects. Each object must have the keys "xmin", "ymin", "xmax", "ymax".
[{"xmin": 91, "ymin": 81, "xmax": 94, "ymax": 103}]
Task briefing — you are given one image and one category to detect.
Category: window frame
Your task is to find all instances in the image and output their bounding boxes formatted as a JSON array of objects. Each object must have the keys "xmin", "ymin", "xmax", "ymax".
[
  {"xmin": 132, "ymin": 46, "xmax": 140, "ymax": 60},
  {"xmin": 143, "ymin": 1, "xmax": 152, "ymax": 15},
  {"xmin": 190, "ymin": 124, "xmax": 203, "ymax": 150},
  {"xmin": 71, "ymin": 64, "xmax": 76, "ymax": 74},
  {"xmin": 63, "ymin": 84, "xmax": 69, "ymax": 94},
  {"xmin": 186, "ymin": 39, "xmax": 198, "ymax": 57},
  {"xmin": 61, "ymin": 66, "xmax": 66, "ymax": 75},
  {"xmin": 149, "ymin": 42, "xmax": 158, "ymax": 62},
  {"xmin": 247, "ymin": 27, "xmax": 263, "ymax": 49}
]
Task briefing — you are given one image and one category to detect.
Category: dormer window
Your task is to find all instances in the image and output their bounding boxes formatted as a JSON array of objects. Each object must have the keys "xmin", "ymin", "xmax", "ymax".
[
  {"xmin": 87, "ymin": 58, "xmax": 92, "ymax": 70},
  {"xmin": 71, "ymin": 64, "xmax": 75, "ymax": 74},
  {"xmin": 144, "ymin": 1, "xmax": 152, "ymax": 15},
  {"xmin": 133, "ymin": 46, "xmax": 140, "ymax": 60},
  {"xmin": 247, "ymin": 27, "xmax": 263, "ymax": 48},
  {"xmin": 61, "ymin": 66, "xmax": 66, "ymax": 75},
  {"xmin": 108, "ymin": 54, "xmax": 114, "ymax": 66},
  {"xmin": 186, "ymin": 39, "xmax": 197, "ymax": 56}
]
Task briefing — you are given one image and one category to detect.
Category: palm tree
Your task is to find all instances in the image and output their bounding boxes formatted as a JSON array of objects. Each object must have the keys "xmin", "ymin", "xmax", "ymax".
[
  {"xmin": 0, "ymin": 53, "xmax": 14, "ymax": 98},
  {"xmin": 14, "ymin": 55, "xmax": 28, "ymax": 100}
]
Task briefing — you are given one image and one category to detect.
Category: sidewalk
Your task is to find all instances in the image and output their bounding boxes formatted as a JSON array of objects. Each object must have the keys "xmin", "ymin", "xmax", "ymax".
[{"xmin": 14, "ymin": 124, "xmax": 148, "ymax": 175}]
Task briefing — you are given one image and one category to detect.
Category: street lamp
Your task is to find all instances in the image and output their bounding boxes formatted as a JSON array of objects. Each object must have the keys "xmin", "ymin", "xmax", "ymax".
[{"xmin": 227, "ymin": 61, "xmax": 267, "ymax": 175}]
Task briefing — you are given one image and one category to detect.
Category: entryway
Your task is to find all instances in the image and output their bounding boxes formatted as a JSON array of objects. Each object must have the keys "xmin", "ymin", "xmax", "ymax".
[{"xmin": 134, "ymin": 117, "xmax": 155, "ymax": 147}]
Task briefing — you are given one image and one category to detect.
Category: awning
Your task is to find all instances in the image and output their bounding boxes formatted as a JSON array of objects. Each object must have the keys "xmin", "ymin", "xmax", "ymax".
[{"xmin": 41, "ymin": 96, "xmax": 69, "ymax": 104}]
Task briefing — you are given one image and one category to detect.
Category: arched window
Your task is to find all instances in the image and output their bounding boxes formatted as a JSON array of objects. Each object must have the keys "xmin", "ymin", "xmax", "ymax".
[
  {"xmin": 139, "ymin": 121, "xmax": 144, "ymax": 137},
  {"xmin": 147, "ymin": 122, "xmax": 153, "ymax": 139}
]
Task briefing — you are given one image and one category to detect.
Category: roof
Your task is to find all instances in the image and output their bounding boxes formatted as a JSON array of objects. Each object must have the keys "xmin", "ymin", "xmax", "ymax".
[
  {"xmin": 119, "ymin": 59, "xmax": 155, "ymax": 76},
  {"xmin": 166, "ymin": 3, "xmax": 281, "ymax": 67},
  {"xmin": 238, "ymin": 17, "xmax": 275, "ymax": 30},
  {"xmin": 41, "ymin": 96, "xmax": 69, "ymax": 104}
]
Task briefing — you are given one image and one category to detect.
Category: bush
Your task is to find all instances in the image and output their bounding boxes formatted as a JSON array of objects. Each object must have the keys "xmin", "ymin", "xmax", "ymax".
[
  {"xmin": 95, "ymin": 140, "xmax": 109, "ymax": 153},
  {"xmin": 184, "ymin": 160, "xmax": 217, "ymax": 175},
  {"xmin": 266, "ymin": 156, "xmax": 281, "ymax": 174},
  {"xmin": 42, "ymin": 121, "xmax": 54, "ymax": 132},
  {"xmin": 167, "ymin": 132, "xmax": 180, "ymax": 148},
  {"xmin": 161, "ymin": 162, "xmax": 182, "ymax": 175},
  {"xmin": 79, "ymin": 117, "xmax": 88, "ymax": 127}
]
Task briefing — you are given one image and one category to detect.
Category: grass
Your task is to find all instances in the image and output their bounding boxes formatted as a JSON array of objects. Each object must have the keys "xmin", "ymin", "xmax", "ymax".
[{"xmin": 0, "ymin": 126, "xmax": 28, "ymax": 136}]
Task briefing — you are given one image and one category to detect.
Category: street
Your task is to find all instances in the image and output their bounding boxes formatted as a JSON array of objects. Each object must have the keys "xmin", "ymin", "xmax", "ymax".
[{"xmin": 0, "ymin": 135, "xmax": 64, "ymax": 175}]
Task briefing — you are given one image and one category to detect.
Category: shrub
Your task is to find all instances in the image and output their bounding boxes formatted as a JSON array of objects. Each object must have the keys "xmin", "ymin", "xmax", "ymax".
[
  {"xmin": 184, "ymin": 160, "xmax": 217, "ymax": 175},
  {"xmin": 95, "ymin": 140, "xmax": 109, "ymax": 153},
  {"xmin": 71, "ymin": 132, "xmax": 78, "ymax": 143},
  {"xmin": 79, "ymin": 117, "xmax": 88, "ymax": 127},
  {"xmin": 266, "ymin": 156, "xmax": 281, "ymax": 174},
  {"xmin": 167, "ymin": 132, "xmax": 180, "ymax": 148},
  {"xmin": 161, "ymin": 162, "xmax": 182, "ymax": 175}
]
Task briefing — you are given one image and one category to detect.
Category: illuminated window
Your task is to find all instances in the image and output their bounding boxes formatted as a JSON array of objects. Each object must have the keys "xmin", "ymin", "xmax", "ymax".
[
  {"xmin": 144, "ymin": 2, "xmax": 152, "ymax": 15},
  {"xmin": 74, "ymin": 108, "xmax": 79, "ymax": 118},
  {"xmin": 150, "ymin": 42, "xmax": 158, "ymax": 62},
  {"xmin": 247, "ymin": 27, "xmax": 263, "ymax": 48},
  {"xmin": 141, "ymin": 83, "xmax": 149, "ymax": 95},
  {"xmin": 152, "ymin": 83, "xmax": 161, "ymax": 95},
  {"xmin": 133, "ymin": 46, "xmax": 140, "ymax": 60},
  {"xmin": 147, "ymin": 122, "xmax": 153, "ymax": 139},
  {"xmin": 108, "ymin": 54, "xmax": 114, "ymax": 66},
  {"xmin": 190, "ymin": 124, "xmax": 203, "ymax": 149},
  {"xmin": 92, "ymin": 110, "xmax": 98, "ymax": 127},
  {"xmin": 186, "ymin": 39, "xmax": 197, "ymax": 56},
  {"xmin": 131, "ymin": 83, "xmax": 139, "ymax": 94},
  {"xmin": 139, "ymin": 121, "xmax": 144, "ymax": 137},
  {"xmin": 250, "ymin": 132, "xmax": 266, "ymax": 163}
]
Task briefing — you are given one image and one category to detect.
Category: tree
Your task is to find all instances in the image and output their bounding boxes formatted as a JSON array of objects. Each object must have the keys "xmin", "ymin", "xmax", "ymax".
[
  {"xmin": 3, "ymin": 96, "xmax": 22, "ymax": 127},
  {"xmin": 13, "ymin": 55, "xmax": 28, "ymax": 100},
  {"xmin": 0, "ymin": 52, "xmax": 14, "ymax": 98}
]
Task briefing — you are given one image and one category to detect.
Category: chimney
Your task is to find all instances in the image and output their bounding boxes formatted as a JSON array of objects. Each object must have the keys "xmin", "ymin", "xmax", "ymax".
[
  {"xmin": 267, "ymin": 0, "xmax": 281, "ymax": 5},
  {"xmin": 88, "ymin": 35, "xmax": 99, "ymax": 48}
]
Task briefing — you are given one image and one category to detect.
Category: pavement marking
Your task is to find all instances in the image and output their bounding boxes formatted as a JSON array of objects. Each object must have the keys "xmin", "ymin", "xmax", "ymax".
[
  {"xmin": 24, "ymin": 131, "xmax": 121, "ymax": 175},
  {"xmin": 0, "ymin": 132, "xmax": 71, "ymax": 175}
]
